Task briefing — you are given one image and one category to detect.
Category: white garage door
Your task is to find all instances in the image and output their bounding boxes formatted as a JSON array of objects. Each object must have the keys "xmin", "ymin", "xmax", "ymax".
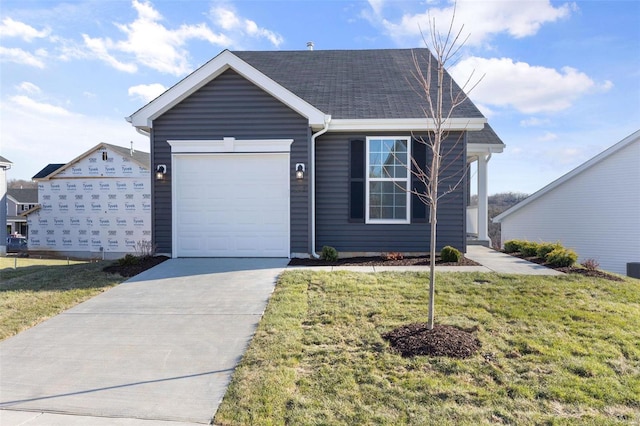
[{"xmin": 174, "ymin": 154, "xmax": 289, "ymax": 257}]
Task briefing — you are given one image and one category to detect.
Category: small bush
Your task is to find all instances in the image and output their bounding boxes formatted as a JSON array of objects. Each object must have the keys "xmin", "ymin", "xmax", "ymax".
[
  {"xmin": 520, "ymin": 242, "xmax": 540, "ymax": 258},
  {"xmin": 504, "ymin": 240, "xmax": 526, "ymax": 253},
  {"xmin": 536, "ymin": 242, "xmax": 562, "ymax": 259},
  {"xmin": 135, "ymin": 240, "xmax": 156, "ymax": 257},
  {"xmin": 117, "ymin": 254, "xmax": 140, "ymax": 266},
  {"xmin": 440, "ymin": 246, "xmax": 462, "ymax": 263},
  {"xmin": 320, "ymin": 246, "xmax": 339, "ymax": 262},
  {"xmin": 546, "ymin": 248, "xmax": 578, "ymax": 268},
  {"xmin": 383, "ymin": 252, "xmax": 404, "ymax": 261},
  {"xmin": 581, "ymin": 258, "xmax": 600, "ymax": 271}
]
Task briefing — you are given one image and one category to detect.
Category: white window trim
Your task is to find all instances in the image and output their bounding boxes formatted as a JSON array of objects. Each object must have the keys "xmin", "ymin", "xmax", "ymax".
[{"xmin": 365, "ymin": 136, "xmax": 411, "ymax": 224}]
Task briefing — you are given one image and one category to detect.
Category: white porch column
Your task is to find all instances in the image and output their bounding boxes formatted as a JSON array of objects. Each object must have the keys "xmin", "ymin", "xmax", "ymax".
[{"xmin": 477, "ymin": 154, "xmax": 489, "ymax": 243}]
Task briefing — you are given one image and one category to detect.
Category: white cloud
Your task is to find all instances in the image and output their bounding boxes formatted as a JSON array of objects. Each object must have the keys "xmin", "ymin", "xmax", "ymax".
[
  {"xmin": 9, "ymin": 95, "xmax": 76, "ymax": 117},
  {"xmin": 16, "ymin": 82, "xmax": 41, "ymax": 94},
  {"xmin": 128, "ymin": 83, "xmax": 167, "ymax": 103},
  {"xmin": 0, "ymin": 46, "xmax": 46, "ymax": 68},
  {"xmin": 210, "ymin": 4, "xmax": 283, "ymax": 47},
  {"xmin": 0, "ymin": 99, "xmax": 149, "ymax": 181},
  {"xmin": 450, "ymin": 56, "xmax": 611, "ymax": 114},
  {"xmin": 520, "ymin": 117, "xmax": 551, "ymax": 127},
  {"xmin": 82, "ymin": 0, "xmax": 236, "ymax": 75},
  {"xmin": 537, "ymin": 131, "xmax": 558, "ymax": 142},
  {"xmin": 0, "ymin": 17, "xmax": 50, "ymax": 41},
  {"xmin": 82, "ymin": 34, "xmax": 138, "ymax": 73},
  {"xmin": 367, "ymin": 0, "xmax": 574, "ymax": 47}
]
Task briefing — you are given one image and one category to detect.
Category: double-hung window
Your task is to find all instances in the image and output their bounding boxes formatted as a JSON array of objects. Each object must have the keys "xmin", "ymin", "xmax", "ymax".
[{"xmin": 366, "ymin": 137, "xmax": 411, "ymax": 224}]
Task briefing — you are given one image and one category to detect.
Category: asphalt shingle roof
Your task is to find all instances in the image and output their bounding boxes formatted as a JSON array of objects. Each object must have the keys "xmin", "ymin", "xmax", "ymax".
[
  {"xmin": 32, "ymin": 164, "xmax": 65, "ymax": 179},
  {"xmin": 233, "ymin": 48, "xmax": 485, "ymax": 121},
  {"xmin": 7, "ymin": 188, "xmax": 38, "ymax": 203}
]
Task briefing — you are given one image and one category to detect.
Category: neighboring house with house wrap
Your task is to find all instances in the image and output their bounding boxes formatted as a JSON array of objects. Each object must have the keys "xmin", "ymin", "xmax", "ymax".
[
  {"xmin": 6, "ymin": 188, "xmax": 38, "ymax": 237},
  {"xmin": 494, "ymin": 129, "xmax": 640, "ymax": 275},
  {"xmin": 0, "ymin": 155, "xmax": 12, "ymax": 255},
  {"xmin": 26, "ymin": 143, "xmax": 151, "ymax": 259},
  {"xmin": 127, "ymin": 48, "xmax": 505, "ymax": 258}
]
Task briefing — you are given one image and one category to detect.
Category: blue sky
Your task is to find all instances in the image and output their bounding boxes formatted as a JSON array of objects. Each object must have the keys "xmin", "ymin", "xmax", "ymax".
[{"xmin": 1, "ymin": 0, "xmax": 638, "ymax": 195}]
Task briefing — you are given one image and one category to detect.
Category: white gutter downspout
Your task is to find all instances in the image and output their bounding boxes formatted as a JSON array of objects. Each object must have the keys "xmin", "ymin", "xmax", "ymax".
[{"xmin": 310, "ymin": 116, "xmax": 331, "ymax": 258}]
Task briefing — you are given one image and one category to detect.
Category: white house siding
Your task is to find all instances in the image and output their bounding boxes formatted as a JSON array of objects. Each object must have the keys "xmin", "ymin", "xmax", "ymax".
[
  {"xmin": 501, "ymin": 139, "xmax": 640, "ymax": 275},
  {"xmin": 27, "ymin": 146, "xmax": 151, "ymax": 259}
]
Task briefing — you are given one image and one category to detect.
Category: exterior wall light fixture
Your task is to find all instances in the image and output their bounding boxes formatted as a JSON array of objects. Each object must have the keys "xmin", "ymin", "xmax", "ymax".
[
  {"xmin": 295, "ymin": 163, "xmax": 305, "ymax": 180},
  {"xmin": 156, "ymin": 164, "xmax": 167, "ymax": 180}
]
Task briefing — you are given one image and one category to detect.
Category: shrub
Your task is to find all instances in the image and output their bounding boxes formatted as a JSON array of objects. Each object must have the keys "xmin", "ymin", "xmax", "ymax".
[
  {"xmin": 383, "ymin": 252, "xmax": 404, "ymax": 261},
  {"xmin": 135, "ymin": 240, "xmax": 156, "ymax": 257},
  {"xmin": 536, "ymin": 242, "xmax": 562, "ymax": 259},
  {"xmin": 504, "ymin": 240, "xmax": 526, "ymax": 253},
  {"xmin": 520, "ymin": 242, "xmax": 540, "ymax": 258},
  {"xmin": 581, "ymin": 258, "xmax": 600, "ymax": 271},
  {"xmin": 320, "ymin": 246, "xmax": 339, "ymax": 262},
  {"xmin": 440, "ymin": 246, "xmax": 462, "ymax": 263},
  {"xmin": 117, "ymin": 254, "xmax": 140, "ymax": 266},
  {"xmin": 546, "ymin": 248, "xmax": 578, "ymax": 267}
]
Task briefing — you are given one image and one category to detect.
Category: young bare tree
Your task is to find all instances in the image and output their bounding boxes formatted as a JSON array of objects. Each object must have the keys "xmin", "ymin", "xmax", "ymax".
[{"xmin": 410, "ymin": 8, "xmax": 481, "ymax": 330}]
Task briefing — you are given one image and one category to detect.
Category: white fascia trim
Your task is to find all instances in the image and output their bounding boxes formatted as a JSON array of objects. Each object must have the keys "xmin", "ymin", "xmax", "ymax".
[
  {"xmin": 467, "ymin": 143, "xmax": 505, "ymax": 155},
  {"xmin": 168, "ymin": 138, "xmax": 293, "ymax": 153},
  {"xmin": 128, "ymin": 50, "xmax": 327, "ymax": 130},
  {"xmin": 328, "ymin": 118, "xmax": 486, "ymax": 132}
]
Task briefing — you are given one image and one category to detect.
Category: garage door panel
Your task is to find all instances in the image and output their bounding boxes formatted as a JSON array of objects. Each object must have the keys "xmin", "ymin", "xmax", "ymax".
[{"xmin": 175, "ymin": 154, "xmax": 289, "ymax": 257}]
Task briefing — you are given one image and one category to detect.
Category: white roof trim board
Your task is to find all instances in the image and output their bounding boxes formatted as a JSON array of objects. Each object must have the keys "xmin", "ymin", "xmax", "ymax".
[{"xmin": 494, "ymin": 129, "xmax": 640, "ymax": 223}]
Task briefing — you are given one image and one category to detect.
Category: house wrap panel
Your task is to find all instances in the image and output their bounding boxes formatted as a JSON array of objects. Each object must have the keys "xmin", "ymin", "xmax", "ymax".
[
  {"xmin": 27, "ymin": 146, "xmax": 151, "ymax": 258},
  {"xmin": 151, "ymin": 69, "xmax": 310, "ymax": 255},
  {"xmin": 315, "ymin": 132, "xmax": 466, "ymax": 253}
]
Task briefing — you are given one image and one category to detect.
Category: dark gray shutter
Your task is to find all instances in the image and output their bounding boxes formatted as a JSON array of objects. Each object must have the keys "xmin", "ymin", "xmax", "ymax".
[
  {"xmin": 412, "ymin": 138, "xmax": 427, "ymax": 222},
  {"xmin": 349, "ymin": 139, "xmax": 365, "ymax": 222}
]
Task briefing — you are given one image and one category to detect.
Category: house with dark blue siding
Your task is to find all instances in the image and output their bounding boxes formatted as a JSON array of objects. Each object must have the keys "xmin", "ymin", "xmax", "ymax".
[{"xmin": 127, "ymin": 48, "xmax": 504, "ymax": 258}]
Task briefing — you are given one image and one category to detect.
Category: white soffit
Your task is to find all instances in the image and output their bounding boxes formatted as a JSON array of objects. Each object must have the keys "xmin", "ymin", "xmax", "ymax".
[{"xmin": 127, "ymin": 50, "xmax": 327, "ymax": 130}]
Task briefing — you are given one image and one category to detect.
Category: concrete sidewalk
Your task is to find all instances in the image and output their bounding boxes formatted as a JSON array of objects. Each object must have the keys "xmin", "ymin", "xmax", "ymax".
[
  {"xmin": 0, "ymin": 258, "xmax": 288, "ymax": 426},
  {"xmin": 287, "ymin": 246, "xmax": 563, "ymax": 275}
]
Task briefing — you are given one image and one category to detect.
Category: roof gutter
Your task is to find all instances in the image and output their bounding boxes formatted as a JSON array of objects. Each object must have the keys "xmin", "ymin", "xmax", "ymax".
[{"xmin": 310, "ymin": 116, "xmax": 331, "ymax": 258}]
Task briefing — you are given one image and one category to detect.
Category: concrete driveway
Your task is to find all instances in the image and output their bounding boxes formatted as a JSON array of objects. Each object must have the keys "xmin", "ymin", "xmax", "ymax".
[{"xmin": 0, "ymin": 258, "xmax": 288, "ymax": 425}]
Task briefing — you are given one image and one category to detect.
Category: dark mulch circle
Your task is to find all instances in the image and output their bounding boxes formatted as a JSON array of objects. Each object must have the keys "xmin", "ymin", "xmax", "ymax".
[
  {"xmin": 383, "ymin": 323, "xmax": 481, "ymax": 358},
  {"xmin": 103, "ymin": 255, "xmax": 170, "ymax": 277},
  {"xmin": 288, "ymin": 255, "xmax": 479, "ymax": 267}
]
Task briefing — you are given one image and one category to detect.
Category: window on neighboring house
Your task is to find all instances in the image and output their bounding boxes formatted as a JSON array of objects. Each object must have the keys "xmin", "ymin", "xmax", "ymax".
[{"xmin": 366, "ymin": 137, "xmax": 411, "ymax": 224}]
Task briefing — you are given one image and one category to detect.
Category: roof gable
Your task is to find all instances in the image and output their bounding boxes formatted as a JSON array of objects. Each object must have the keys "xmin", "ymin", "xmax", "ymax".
[
  {"xmin": 33, "ymin": 143, "xmax": 150, "ymax": 180},
  {"xmin": 494, "ymin": 129, "xmax": 640, "ymax": 222},
  {"xmin": 127, "ymin": 49, "xmax": 328, "ymax": 131}
]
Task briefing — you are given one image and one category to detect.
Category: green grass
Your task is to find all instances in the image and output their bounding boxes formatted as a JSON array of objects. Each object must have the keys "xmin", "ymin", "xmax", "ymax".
[
  {"xmin": 215, "ymin": 271, "xmax": 640, "ymax": 425},
  {"xmin": 0, "ymin": 260, "xmax": 127, "ymax": 340}
]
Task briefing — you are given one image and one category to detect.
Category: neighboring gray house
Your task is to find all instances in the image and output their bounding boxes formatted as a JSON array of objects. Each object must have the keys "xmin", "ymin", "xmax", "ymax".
[
  {"xmin": 127, "ymin": 48, "xmax": 505, "ymax": 258},
  {"xmin": 494, "ymin": 129, "xmax": 640, "ymax": 275},
  {"xmin": 0, "ymin": 155, "xmax": 11, "ymax": 255},
  {"xmin": 6, "ymin": 188, "xmax": 38, "ymax": 237}
]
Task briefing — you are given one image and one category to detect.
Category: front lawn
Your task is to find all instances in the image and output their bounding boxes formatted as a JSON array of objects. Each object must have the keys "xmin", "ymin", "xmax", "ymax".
[
  {"xmin": 215, "ymin": 271, "xmax": 640, "ymax": 425},
  {"xmin": 0, "ymin": 261, "xmax": 127, "ymax": 340}
]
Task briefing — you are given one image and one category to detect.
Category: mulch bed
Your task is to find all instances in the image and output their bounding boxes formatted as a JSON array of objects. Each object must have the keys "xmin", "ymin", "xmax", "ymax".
[
  {"xmin": 102, "ymin": 255, "xmax": 170, "ymax": 277},
  {"xmin": 288, "ymin": 255, "xmax": 479, "ymax": 267},
  {"xmin": 383, "ymin": 323, "xmax": 481, "ymax": 358},
  {"xmin": 515, "ymin": 255, "xmax": 624, "ymax": 282}
]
